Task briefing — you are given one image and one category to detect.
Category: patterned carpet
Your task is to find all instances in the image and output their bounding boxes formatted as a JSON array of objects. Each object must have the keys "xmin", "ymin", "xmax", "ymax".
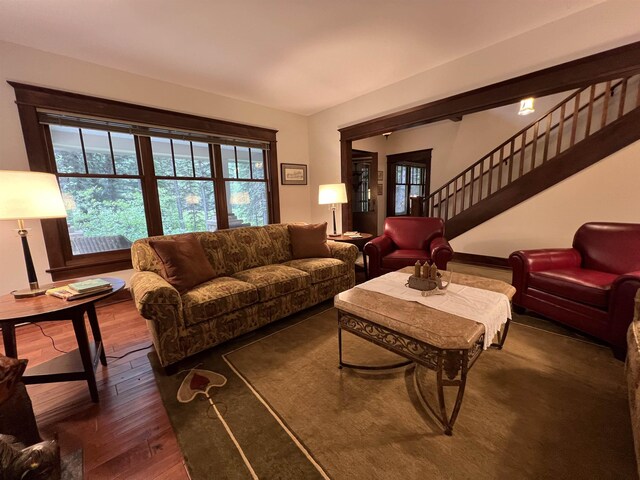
[{"xmin": 150, "ymin": 303, "xmax": 635, "ymax": 479}]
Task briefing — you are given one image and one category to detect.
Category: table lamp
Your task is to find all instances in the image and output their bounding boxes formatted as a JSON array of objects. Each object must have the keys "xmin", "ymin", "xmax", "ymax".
[
  {"xmin": 318, "ymin": 183, "xmax": 347, "ymax": 237},
  {"xmin": 0, "ymin": 170, "xmax": 67, "ymax": 298}
]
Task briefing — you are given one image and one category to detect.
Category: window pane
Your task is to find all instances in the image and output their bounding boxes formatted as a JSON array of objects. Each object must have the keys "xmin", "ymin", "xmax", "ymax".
[
  {"xmin": 173, "ymin": 140, "xmax": 194, "ymax": 177},
  {"xmin": 236, "ymin": 147, "xmax": 251, "ymax": 179},
  {"xmin": 51, "ymin": 125, "xmax": 85, "ymax": 174},
  {"xmin": 221, "ymin": 145, "xmax": 237, "ymax": 178},
  {"xmin": 396, "ymin": 165, "xmax": 407, "ymax": 184},
  {"xmin": 193, "ymin": 142, "xmax": 211, "ymax": 178},
  {"xmin": 409, "ymin": 185, "xmax": 423, "ymax": 197},
  {"xmin": 151, "ymin": 137, "xmax": 174, "ymax": 176},
  {"xmin": 157, "ymin": 180, "xmax": 217, "ymax": 234},
  {"xmin": 395, "ymin": 185, "xmax": 407, "ymax": 215},
  {"xmin": 59, "ymin": 177, "xmax": 148, "ymax": 255},
  {"xmin": 226, "ymin": 181, "xmax": 268, "ymax": 227},
  {"xmin": 250, "ymin": 149, "xmax": 265, "ymax": 179},
  {"xmin": 111, "ymin": 132, "xmax": 138, "ymax": 175},
  {"xmin": 410, "ymin": 166, "xmax": 423, "ymax": 184},
  {"xmin": 83, "ymin": 129, "xmax": 114, "ymax": 174}
]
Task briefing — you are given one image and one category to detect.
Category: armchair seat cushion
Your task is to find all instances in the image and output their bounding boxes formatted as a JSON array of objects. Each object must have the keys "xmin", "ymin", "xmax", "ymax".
[
  {"xmin": 529, "ymin": 268, "xmax": 616, "ymax": 309},
  {"xmin": 182, "ymin": 277, "xmax": 258, "ymax": 327},
  {"xmin": 381, "ymin": 249, "xmax": 430, "ymax": 270},
  {"xmin": 282, "ymin": 258, "xmax": 348, "ymax": 284},
  {"xmin": 233, "ymin": 264, "xmax": 311, "ymax": 301}
]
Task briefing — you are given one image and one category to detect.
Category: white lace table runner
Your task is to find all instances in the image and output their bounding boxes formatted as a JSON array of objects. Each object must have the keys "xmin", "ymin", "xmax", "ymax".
[{"xmin": 356, "ymin": 271, "xmax": 511, "ymax": 349}]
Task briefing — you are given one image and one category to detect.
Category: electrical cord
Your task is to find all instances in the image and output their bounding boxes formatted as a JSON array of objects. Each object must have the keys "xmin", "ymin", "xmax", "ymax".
[
  {"xmin": 29, "ymin": 322, "xmax": 152, "ymax": 360},
  {"xmin": 105, "ymin": 344, "xmax": 153, "ymax": 360},
  {"xmin": 31, "ymin": 322, "xmax": 69, "ymax": 354}
]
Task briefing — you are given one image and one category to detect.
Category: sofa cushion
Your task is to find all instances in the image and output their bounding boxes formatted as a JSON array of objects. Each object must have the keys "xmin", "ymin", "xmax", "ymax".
[
  {"xmin": 182, "ymin": 277, "xmax": 259, "ymax": 327},
  {"xmin": 149, "ymin": 234, "xmax": 216, "ymax": 293},
  {"xmin": 381, "ymin": 249, "xmax": 430, "ymax": 271},
  {"xmin": 283, "ymin": 258, "xmax": 348, "ymax": 284},
  {"xmin": 233, "ymin": 265, "xmax": 311, "ymax": 301},
  {"xmin": 288, "ymin": 223, "xmax": 331, "ymax": 259},
  {"xmin": 529, "ymin": 268, "xmax": 617, "ymax": 309}
]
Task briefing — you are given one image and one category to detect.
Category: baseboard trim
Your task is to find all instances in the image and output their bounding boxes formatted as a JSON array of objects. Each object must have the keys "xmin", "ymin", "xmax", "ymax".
[{"xmin": 452, "ymin": 252, "xmax": 510, "ymax": 270}]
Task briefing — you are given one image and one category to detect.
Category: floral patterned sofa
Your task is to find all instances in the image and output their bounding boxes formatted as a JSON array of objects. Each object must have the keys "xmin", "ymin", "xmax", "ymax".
[{"xmin": 130, "ymin": 224, "xmax": 358, "ymax": 369}]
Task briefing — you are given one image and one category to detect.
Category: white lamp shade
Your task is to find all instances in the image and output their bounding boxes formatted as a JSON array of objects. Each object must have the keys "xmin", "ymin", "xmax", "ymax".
[
  {"xmin": 0, "ymin": 170, "xmax": 67, "ymax": 220},
  {"xmin": 318, "ymin": 183, "xmax": 347, "ymax": 205}
]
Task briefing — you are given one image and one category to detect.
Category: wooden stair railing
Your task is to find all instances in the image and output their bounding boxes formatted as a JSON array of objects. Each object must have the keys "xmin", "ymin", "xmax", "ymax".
[{"xmin": 426, "ymin": 73, "xmax": 640, "ymax": 231}]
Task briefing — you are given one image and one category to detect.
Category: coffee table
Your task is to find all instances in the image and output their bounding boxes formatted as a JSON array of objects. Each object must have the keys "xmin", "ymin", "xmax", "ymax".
[{"xmin": 334, "ymin": 267, "xmax": 515, "ymax": 435}]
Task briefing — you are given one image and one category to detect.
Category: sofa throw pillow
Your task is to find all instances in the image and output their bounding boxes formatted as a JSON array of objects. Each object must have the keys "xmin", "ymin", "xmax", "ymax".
[
  {"xmin": 149, "ymin": 234, "xmax": 216, "ymax": 293},
  {"xmin": 288, "ymin": 222, "xmax": 331, "ymax": 259}
]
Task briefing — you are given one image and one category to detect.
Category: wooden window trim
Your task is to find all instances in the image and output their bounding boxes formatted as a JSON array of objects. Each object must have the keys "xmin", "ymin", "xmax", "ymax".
[
  {"xmin": 386, "ymin": 150, "xmax": 432, "ymax": 217},
  {"xmin": 9, "ymin": 83, "xmax": 280, "ymax": 280}
]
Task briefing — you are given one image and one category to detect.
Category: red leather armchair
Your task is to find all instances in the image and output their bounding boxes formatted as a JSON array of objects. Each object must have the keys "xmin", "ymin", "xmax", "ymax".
[
  {"xmin": 364, "ymin": 217, "xmax": 453, "ymax": 279},
  {"xmin": 509, "ymin": 222, "xmax": 640, "ymax": 359}
]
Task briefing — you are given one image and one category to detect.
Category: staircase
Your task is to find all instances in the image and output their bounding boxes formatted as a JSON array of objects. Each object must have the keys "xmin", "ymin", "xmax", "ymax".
[{"xmin": 425, "ymin": 73, "xmax": 640, "ymax": 239}]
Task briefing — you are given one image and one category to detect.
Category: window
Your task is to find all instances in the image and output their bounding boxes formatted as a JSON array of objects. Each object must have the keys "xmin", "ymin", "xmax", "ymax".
[
  {"xmin": 11, "ymin": 83, "xmax": 279, "ymax": 279},
  {"xmin": 386, "ymin": 150, "xmax": 431, "ymax": 217}
]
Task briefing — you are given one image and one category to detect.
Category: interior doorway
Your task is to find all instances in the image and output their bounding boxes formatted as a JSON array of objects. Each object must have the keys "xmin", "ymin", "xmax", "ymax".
[{"xmin": 351, "ymin": 149, "xmax": 378, "ymax": 234}]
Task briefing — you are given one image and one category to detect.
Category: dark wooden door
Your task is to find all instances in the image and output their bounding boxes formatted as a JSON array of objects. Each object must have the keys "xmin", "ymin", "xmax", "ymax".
[{"xmin": 351, "ymin": 150, "xmax": 378, "ymax": 234}]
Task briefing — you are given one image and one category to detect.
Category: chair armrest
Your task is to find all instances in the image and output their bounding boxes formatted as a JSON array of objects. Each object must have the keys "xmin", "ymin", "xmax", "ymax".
[
  {"xmin": 328, "ymin": 241, "xmax": 358, "ymax": 267},
  {"xmin": 509, "ymin": 248, "xmax": 582, "ymax": 273},
  {"xmin": 429, "ymin": 236, "xmax": 453, "ymax": 270},
  {"xmin": 364, "ymin": 236, "xmax": 394, "ymax": 278},
  {"xmin": 609, "ymin": 271, "xmax": 640, "ymax": 355},
  {"xmin": 508, "ymin": 248, "xmax": 582, "ymax": 306}
]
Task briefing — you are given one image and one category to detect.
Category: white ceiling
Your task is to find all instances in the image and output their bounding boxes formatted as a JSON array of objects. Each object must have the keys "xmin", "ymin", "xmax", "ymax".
[{"xmin": 0, "ymin": 0, "xmax": 604, "ymax": 115}]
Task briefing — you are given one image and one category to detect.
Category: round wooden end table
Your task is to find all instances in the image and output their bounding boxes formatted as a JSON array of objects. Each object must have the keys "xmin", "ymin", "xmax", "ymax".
[
  {"xmin": 328, "ymin": 233, "xmax": 374, "ymax": 250},
  {"xmin": 0, "ymin": 277, "xmax": 126, "ymax": 403}
]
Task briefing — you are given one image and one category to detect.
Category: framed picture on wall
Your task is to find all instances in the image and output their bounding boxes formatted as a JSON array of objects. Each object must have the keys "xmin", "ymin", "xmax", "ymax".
[
  {"xmin": 378, "ymin": 170, "xmax": 383, "ymax": 181},
  {"xmin": 377, "ymin": 183, "xmax": 383, "ymax": 195},
  {"xmin": 281, "ymin": 163, "xmax": 307, "ymax": 185}
]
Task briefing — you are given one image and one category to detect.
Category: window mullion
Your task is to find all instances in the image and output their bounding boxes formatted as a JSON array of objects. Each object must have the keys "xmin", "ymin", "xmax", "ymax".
[
  {"xmin": 212, "ymin": 144, "xmax": 229, "ymax": 230},
  {"xmin": 78, "ymin": 128, "xmax": 89, "ymax": 174},
  {"xmin": 138, "ymin": 136, "xmax": 164, "ymax": 236}
]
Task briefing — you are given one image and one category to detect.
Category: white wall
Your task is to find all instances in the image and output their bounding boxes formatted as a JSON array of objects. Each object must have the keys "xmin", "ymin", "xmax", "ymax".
[
  {"xmin": 307, "ymin": 0, "xmax": 640, "ymax": 254},
  {"xmin": 0, "ymin": 41, "xmax": 311, "ymax": 294},
  {"xmin": 384, "ymin": 92, "xmax": 568, "ymax": 190}
]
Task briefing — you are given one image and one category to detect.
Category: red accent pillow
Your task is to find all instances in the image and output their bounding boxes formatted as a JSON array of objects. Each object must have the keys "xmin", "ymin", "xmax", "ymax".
[
  {"xmin": 288, "ymin": 223, "xmax": 331, "ymax": 259},
  {"xmin": 149, "ymin": 234, "xmax": 216, "ymax": 293}
]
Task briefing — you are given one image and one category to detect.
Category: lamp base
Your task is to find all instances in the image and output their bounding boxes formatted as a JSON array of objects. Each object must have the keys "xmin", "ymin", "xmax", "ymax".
[
  {"xmin": 12, "ymin": 286, "xmax": 48, "ymax": 299},
  {"xmin": 328, "ymin": 233, "xmax": 342, "ymax": 237}
]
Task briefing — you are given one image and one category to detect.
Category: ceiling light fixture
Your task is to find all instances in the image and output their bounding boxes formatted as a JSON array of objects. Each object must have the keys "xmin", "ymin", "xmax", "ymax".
[
  {"xmin": 382, "ymin": 132, "xmax": 392, "ymax": 139},
  {"xmin": 518, "ymin": 97, "xmax": 535, "ymax": 116}
]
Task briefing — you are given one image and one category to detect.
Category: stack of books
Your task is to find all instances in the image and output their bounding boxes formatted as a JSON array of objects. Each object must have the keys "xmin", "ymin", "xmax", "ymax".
[
  {"xmin": 343, "ymin": 231, "xmax": 363, "ymax": 238},
  {"xmin": 46, "ymin": 278, "xmax": 113, "ymax": 301}
]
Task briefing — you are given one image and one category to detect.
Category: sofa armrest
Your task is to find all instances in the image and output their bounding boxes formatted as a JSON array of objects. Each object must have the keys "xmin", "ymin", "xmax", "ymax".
[
  {"xmin": 508, "ymin": 248, "xmax": 582, "ymax": 306},
  {"xmin": 429, "ymin": 236, "xmax": 453, "ymax": 270},
  {"xmin": 130, "ymin": 271, "xmax": 182, "ymax": 318},
  {"xmin": 609, "ymin": 271, "xmax": 640, "ymax": 356},
  {"xmin": 130, "ymin": 271, "xmax": 187, "ymax": 367},
  {"xmin": 328, "ymin": 241, "xmax": 358, "ymax": 267}
]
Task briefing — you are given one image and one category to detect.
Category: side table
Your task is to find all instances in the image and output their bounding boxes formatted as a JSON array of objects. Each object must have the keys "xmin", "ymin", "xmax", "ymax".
[
  {"xmin": 329, "ymin": 233, "xmax": 375, "ymax": 278},
  {"xmin": 0, "ymin": 277, "xmax": 125, "ymax": 403}
]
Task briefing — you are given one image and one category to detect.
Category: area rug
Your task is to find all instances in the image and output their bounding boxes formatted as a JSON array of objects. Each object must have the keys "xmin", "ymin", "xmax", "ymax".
[{"xmin": 150, "ymin": 306, "xmax": 636, "ymax": 479}]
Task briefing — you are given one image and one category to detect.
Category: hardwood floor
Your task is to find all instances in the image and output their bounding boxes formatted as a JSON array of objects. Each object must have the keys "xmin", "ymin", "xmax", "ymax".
[{"xmin": 1, "ymin": 299, "xmax": 188, "ymax": 480}]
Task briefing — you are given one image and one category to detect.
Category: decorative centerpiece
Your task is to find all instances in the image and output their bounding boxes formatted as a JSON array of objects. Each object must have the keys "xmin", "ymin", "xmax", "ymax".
[{"xmin": 406, "ymin": 261, "xmax": 449, "ymax": 296}]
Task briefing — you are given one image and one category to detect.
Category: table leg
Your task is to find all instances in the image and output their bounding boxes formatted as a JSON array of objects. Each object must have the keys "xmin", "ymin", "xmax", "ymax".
[
  {"xmin": 72, "ymin": 314, "xmax": 99, "ymax": 403},
  {"xmin": 2, "ymin": 323, "xmax": 18, "ymax": 358},
  {"xmin": 87, "ymin": 303, "xmax": 107, "ymax": 366},
  {"xmin": 490, "ymin": 318, "xmax": 512, "ymax": 350}
]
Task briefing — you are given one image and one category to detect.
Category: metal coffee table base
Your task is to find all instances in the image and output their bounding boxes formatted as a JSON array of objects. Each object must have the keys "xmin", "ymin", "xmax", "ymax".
[{"xmin": 337, "ymin": 310, "xmax": 509, "ymax": 435}]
